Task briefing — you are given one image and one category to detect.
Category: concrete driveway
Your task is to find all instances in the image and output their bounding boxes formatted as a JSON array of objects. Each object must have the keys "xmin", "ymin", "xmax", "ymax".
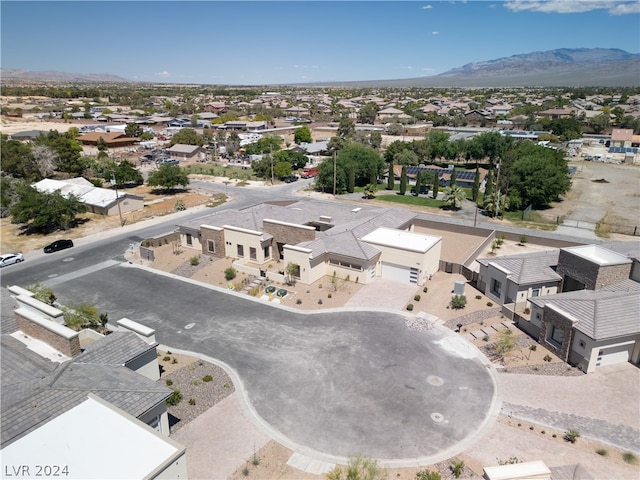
[{"xmin": 49, "ymin": 262, "xmax": 500, "ymax": 465}]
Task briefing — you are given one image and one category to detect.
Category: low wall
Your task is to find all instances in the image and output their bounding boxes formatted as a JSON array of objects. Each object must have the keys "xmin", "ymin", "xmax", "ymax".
[{"xmin": 15, "ymin": 307, "xmax": 81, "ymax": 358}]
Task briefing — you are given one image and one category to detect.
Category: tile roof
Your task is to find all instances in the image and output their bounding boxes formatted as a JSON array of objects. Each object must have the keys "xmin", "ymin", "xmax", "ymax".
[
  {"xmin": 530, "ymin": 281, "xmax": 640, "ymax": 341},
  {"xmin": 477, "ymin": 250, "xmax": 561, "ymax": 285},
  {"xmin": 1, "ymin": 326, "xmax": 169, "ymax": 448}
]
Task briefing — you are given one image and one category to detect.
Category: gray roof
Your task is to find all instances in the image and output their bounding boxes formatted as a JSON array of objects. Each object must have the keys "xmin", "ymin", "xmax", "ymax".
[
  {"xmin": 180, "ymin": 201, "xmax": 417, "ymax": 262},
  {"xmin": 75, "ymin": 331, "xmax": 157, "ymax": 366},
  {"xmin": 477, "ymin": 250, "xmax": 561, "ymax": 285},
  {"xmin": 530, "ymin": 280, "xmax": 640, "ymax": 341},
  {"xmin": 1, "ymin": 328, "xmax": 169, "ymax": 448}
]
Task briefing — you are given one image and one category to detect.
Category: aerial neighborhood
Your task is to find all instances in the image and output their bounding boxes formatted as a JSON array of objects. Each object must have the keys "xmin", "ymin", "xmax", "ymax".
[{"xmin": 1, "ymin": 81, "xmax": 640, "ymax": 480}]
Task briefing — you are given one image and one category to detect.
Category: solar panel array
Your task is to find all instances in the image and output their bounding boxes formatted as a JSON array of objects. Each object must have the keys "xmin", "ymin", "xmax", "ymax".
[
  {"xmin": 608, "ymin": 147, "xmax": 638, "ymax": 154},
  {"xmin": 405, "ymin": 166, "xmax": 477, "ymax": 180}
]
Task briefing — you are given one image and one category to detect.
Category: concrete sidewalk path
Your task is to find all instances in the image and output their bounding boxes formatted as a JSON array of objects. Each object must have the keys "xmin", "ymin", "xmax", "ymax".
[{"xmin": 171, "ymin": 392, "xmax": 271, "ymax": 480}]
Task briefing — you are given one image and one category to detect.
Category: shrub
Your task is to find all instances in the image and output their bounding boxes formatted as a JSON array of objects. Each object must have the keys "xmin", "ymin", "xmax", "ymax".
[
  {"xmin": 596, "ymin": 448, "xmax": 608, "ymax": 456},
  {"xmin": 564, "ymin": 429, "xmax": 580, "ymax": 443},
  {"xmin": 242, "ymin": 466, "xmax": 249, "ymax": 476},
  {"xmin": 224, "ymin": 267, "xmax": 237, "ymax": 281},
  {"xmin": 623, "ymin": 452, "xmax": 637, "ymax": 464},
  {"xmin": 523, "ymin": 307, "xmax": 530, "ymax": 314},
  {"xmin": 451, "ymin": 295, "xmax": 467, "ymax": 309},
  {"xmin": 188, "ymin": 398, "xmax": 196, "ymax": 406},
  {"xmin": 406, "ymin": 304, "xmax": 414, "ymax": 311},
  {"xmin": 328, "ymin": 293, "xmax": 332, "ymax": 298},
  {"xmin": 475, "ymin": 295, "xmax": 482, "ymax": 300},
  {"xmin": 174, "ymin": 200, "xmax": 186, "ymax": 211},
  {"xmin": 165, "ymin": 379, "xmax": 173, "ymax": 386},
  {"xmin": 172, "ymin": 357, "xmax": 178, "ymax": 364},
  {"xmin": 318, "ymin": 299, "xmax": 323, "ymax": 304},
  {"xmin": 166, "ymin": 389, "xmax": 182, "ymax": 406},
  {"xmin": 414, "ymin": 294, "xmax": 421, "ymax": 302},
  {"xmin": 296, "ymin": 298, "xmax": 302, "ymax": 305},
  {"xmin": 202, "ymin": 374, "xmax": 213, "ymax": 382},
  {"xmin": 487, "ymin": 302, "xmax": 493, "ymax": 307},
  {"xmin": 190, "ymin": 256, "xmax": 200, "ymax": 266},
  {"xmin": 450, "ymin": 460, "xmax": 465, "ymax": 478},
  {"xmin": 163, "ymin": 356, "xmax": 171, "ymax": 362},
  {"xmin": 423, "ymin": 286, "xmax": 428, "ymax": 293},
  {"xmin": 483, "ymin": 335, "xmax": 490, "ymax": 342},
  {"xmin": 519, "ymin": 234, "xmax": 528, "ymax": 245},
  {"xmin": 543, "ymin": 354, "xmax": 552, "ymax": 362},
  {"xmin": 415, "ymin": 470, "xmax": 441, "ymax": 480},
  {"xmin": 529, "ymin": 345, "xmax": 537, "ymax": 351}
]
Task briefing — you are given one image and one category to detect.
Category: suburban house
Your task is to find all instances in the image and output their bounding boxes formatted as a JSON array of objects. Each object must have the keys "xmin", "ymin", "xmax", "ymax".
[
  {"xmin": 166, "ymin": 143, "xmax": 205, "ymax": 161},
  {"xmin": 610, "ymin": 128, "xmax": 639, "ymax": 148},
  {"xmin": 476, "ymin": 250, "xmax": 562, "ymax": 311},
  {"xmin": 176, "ymin": 201, "xmax": 442, "ymax": 287},
  {"xmin": 33, "ymin": 177, "xmax": 144, "ymax": 216},
  {"xmin": 377, "ymin": 107, "xmax": 410, "ymax": 121},
  {"xmin": 478, "ymin": 244, "xmax": 640, "ymax": 373},
  {"xmin": 77, "ymin": 131, "xmax": 138, "ymax": 150}
]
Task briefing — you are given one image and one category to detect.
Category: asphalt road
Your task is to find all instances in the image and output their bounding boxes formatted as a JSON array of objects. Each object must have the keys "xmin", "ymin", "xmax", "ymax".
[{"xmin": 35, "ymin": 262, "xmax": 498, "ymax": 463}]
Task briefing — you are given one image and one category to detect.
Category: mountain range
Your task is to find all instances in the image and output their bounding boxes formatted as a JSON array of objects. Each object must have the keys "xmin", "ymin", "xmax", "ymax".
[{"xmin": 2, "ymin": 48, "xmax": 639, "ymax": 87}]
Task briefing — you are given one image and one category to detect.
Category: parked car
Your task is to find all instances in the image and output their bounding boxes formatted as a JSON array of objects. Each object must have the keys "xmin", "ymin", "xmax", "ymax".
[
  {"xmin": 411, "ymin": 185, "xmax": 430, "ymax": 195},
  {"xmin": 284, "ymin": 175, "xmax": 299, "ymax": 183},
  {"xmin": 0, "ymin": 253, "xmax": 24, "ymax": 267},
  {"xmin": 43, "ymin": 239, "xmax": 74, "ymax": 254}
]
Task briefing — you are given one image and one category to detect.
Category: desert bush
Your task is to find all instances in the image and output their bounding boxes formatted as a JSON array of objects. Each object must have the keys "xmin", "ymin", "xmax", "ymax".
[
  {"xmin": 450, "ymin": 460, "xmax": 465, "ymax": 478},
  {"xmin": 451, "ymin": 295, "xmax": 467, "ymax": 309},
  {"xmin": 543, "ymin": 354, "xmax": 552, "ymax": 362},
  {"xmin": 623, "ymin": 452, "xmax": 637, "ymax": 464},
  {"xmin": 475, "ymin": 295, "xmax": 482, "ymax": 300},
  {"xmin": 165, "ymin": 379, "xmax": 173, "ymax": 386},
  {"xmin": 166, "ymin": 388, "xmax": 182, "ymax": 406},
  {"xmin": 415, "ymin": 470, "xmax": 441, "ymax": 480},
  {"xmin": 296, "ymin": 298, "xmax": 302, "ymax": 305},
  {"xmin": 202, "ymin": 375, "xmax": 213, "ymax": 382},
  {"xmin": 224, "ymin": 267, "xmax": 237, "ymax": 281},
  {"xmin": 564, "ymin": 429, "xmax": 580, "ymax": 443},
  {"xmin": 406, "ymin": 303, "xmax": 414, "ymax": 311},
  {"xmin": 188, "ymin": 398, "xmax": 196, "ymax": 406},
  {"xmin": 190, "ymin": 256, "xmax": 199, "ymax": 266},
  {"xmin": 423, "ymin": 286, "xmax": 428, "ymax": 293},
  {"xmin": 595, "ymin": 448, "xmax": 608, "ymax": 456},
  {"xmin": 487, "ymin": 301, "xmax": 493, "ymax": 307},
  {"xmin": 414, "ymin": 294, "xmax": 421, "ymax": 301},
  {"xmin": 174, "ymin": 200, "xmax": 186, "ymax": 211}
]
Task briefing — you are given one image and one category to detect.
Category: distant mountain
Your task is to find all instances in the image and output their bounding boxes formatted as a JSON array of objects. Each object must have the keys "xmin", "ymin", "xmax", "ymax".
[
  {"xmin": 304, "ymin": 48, "xmax": 640, "ymax": 88},
  {"xmin": 1, "ymin": 69, "xmax": 131, "ymax": 83}
]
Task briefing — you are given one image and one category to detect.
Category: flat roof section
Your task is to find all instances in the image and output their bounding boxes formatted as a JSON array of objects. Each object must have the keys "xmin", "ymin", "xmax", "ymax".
[
  {"xmin": 361, "ymin": 227, "xmax": 441, "ymax": 253},
  {"xmin": 562, "ymin": 245, "xmax": 632, "ymax": 266},
  {"xmin": 0, "ymin": 395, "xmax": 185, "ymax": 480}
]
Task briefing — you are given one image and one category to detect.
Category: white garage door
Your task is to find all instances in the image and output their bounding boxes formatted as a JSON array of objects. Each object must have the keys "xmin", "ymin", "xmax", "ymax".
[
  {"xmin": 381, "ymin": 262, "xmax": 418, "ymax": 284},
  {"xmin": 595, "ymin": 343, "xmax": 633, "ymax": 368}
]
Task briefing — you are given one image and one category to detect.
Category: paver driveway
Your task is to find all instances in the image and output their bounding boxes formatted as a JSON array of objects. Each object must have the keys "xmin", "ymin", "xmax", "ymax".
[{"xmin": 51, "ymin": 263, "xmax": 499, "ymax": 464}]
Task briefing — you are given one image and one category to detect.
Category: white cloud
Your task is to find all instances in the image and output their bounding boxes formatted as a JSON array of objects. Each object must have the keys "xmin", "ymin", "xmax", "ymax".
[
  {"xmin": 505, "ymin": 0, "xmax": 639, "ymax": 15},
  {"xmin": 432, "ymin": 31, "xmax": 439, "ymax": 35},
  {"xmin": 422, "ymin": 4, "xmax": 433, "ymax": 9},
  {"xmin": 154, "ymin": 71, "xmax": 170, "ymax": 77}
]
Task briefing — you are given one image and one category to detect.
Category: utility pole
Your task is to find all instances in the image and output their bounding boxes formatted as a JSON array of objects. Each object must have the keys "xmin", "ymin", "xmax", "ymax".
[
  {"xmin": 494, "ymin": 162, "xmax": 501, "ymax": 219},
  {"xmin": 111, "ymin": 173, "xmax": 124, "ymax": 227},
  {"xmin": 270, "ymin": 145, "xmax": 274, "ymax": 185}
]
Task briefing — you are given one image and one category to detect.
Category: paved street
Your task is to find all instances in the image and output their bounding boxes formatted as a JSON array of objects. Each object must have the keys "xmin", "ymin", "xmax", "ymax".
[{"xmin": 45, "ymin": 262, "xmax": 499, "ymax": 465}]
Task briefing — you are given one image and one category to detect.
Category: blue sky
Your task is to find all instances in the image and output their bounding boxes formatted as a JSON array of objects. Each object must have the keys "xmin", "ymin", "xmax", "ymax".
[{"xmin": 2, "ymin": 1, "xmax": 639, "ymax": 85}]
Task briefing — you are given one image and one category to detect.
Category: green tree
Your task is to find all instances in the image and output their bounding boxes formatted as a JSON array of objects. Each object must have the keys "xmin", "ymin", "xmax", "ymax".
[
  {"xmin": 348, "ymin": 165, "xmax": 355, "ymax": 193},
  {"xmin": 386, "ymin": 161, "xmax": 395, "ymax": 190},
  {"xmin": 432, "ymin": 171, "xmax": 439, "ymax": 199},
  {"xmin": 125, "ymin": 122, "xmax": 143, "ymax": 138},
  {"xmin": 243, "ymin": 135, "xmax": 282, "ymax": 155},
  {"xmin": 337, "ymin": 117, "xmax": 355, "ymax": 139},
  {"xmin": 96, "ymin": 136, "xmax": 108, "ymax": 152},
  {"xmin": 357, "ymin": 102, "xmax": 379, "ymax": 124},
  {"xmin": 399, "ymin": 165, "xmax": 407, "ymax": 195},
  {"xmin": 285, "ymin": 262, "xmax": 299, "ymax": 286},
  {"xmin": 31, "ymin": 145, "xmax": 58, "ymax": 178},
  {"xmin": 37, "ymin": 130, "xmax": 84, "ymax": 176},
  {"xmin": 394, "ymin": 149, "xmax": 419, "ymax": 166},
  {"xmin": 414, "ymin": 171, "xmax": 423, "ymax": 196},
  {"xmin": 294, "ymin": 125, "xmax": 313, "ymax": 144},
  {"xmin": 484, "ymin": 168, "xmax": 494, "ymax": 202},
  {"xmin": 449, "ymin": 167, "xmax": 457, "ymax": 187},
  {"xmin": 169, "ymin": 128, "xmax": 204, "ymax": 146},
  {"xmin": 273, "ymin": 161, "xmax": 292, "ymax": 180},
  {"xmin": 147, "ymin": 164, "xmax": 190, "ymax": 192},
  {"xmin": 10, "ymin": 186, "xmax": 87, "ymax": 233},
  {"xmin": 114, "ymin": 160, "xmax": 143, "ymax": 186},
  {"xmin": 0, "ymin": 135, "xmax": 36, "ymax": 179},
  {"xmin": 364, "ymin": 182, "xmax": 378, "ymax": 199},
  {"xmin": 442, "ymin": 185, "xmax": 466, "ymax": 210},
  {"xmin": 272, "ymin": 149, "xmax": 307, "ymax": 170},
  {"xmin": 472, "ymin": 165, "xmax": 480, "ymax": 202}
]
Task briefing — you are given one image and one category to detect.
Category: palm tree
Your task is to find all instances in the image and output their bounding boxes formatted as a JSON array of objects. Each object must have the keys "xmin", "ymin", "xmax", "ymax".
[{"xmin": 442, "ymin": 185, "xmax": 467, "ymax": 210}]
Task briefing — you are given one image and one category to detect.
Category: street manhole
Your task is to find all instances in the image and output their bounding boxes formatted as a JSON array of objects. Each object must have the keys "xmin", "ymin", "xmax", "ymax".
[
  {"xmin": 185, "ymin": 323, "xmax": 195, "ymax": 330},
  {"xmin": 427, "ymin": 375, "xmax": 444, "ymax": 386},
  {"xmin": 431, "ymin": 412, "xmax": 444, "ymax": 423},
  {"xmin": 62, "ymin": 257, "xmax": 74, "ymax": 262}
]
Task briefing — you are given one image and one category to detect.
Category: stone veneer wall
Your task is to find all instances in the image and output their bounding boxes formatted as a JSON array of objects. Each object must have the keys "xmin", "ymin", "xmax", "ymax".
[
  {"xmin": 200, "ymin": 227, "xmax": 226, "ymax": 258},
  {"xmin": 557, "ymin": 250, "xmax": 631, "ymax": 291},
  {"xmin": 262, "ymin": 220, "xmax": 316, "ymax": 253},
  {"xmin": 15, "ymin": 310, "xmax": 81, "ymax": 358},
  {"xmin": 539, "ymin": 306, "xmax": 574, "ymax": 362}
]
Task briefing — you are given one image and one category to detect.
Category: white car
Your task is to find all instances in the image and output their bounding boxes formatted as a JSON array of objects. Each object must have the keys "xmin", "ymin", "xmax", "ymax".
[{"xmin": 0, "ymin": 253, "xmax": 24, "ymax": 267}]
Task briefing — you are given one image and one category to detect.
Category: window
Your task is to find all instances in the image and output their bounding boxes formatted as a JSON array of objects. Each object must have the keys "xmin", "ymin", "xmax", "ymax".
[
  {"xmin": 250, "ymin": 247, "xmax": 257, "ymax": 261},
  {"xmin": 207, "ymin": 240, "xmax": 215, "ymax": 253},
  {"xmin": 263, "ymin": 246, "xmax": 270, "ymax": 259},
  {"xmin": 531, "ymin": 288, "xmax": 540, "ymax": 297},
  {"xmin": 186, "ymin": 233, "xmax": 192, "ymax": 246},
  {"xmin": 491, "ymin": 279, "xmax": 502, "ymax": 296},
  {"xmin": 237, "ymin": 245, "xmax": 244, "ymax": 257},
  {"xmin": 550, "ymin": 325, "xmax": 565, "ymax": 347}
]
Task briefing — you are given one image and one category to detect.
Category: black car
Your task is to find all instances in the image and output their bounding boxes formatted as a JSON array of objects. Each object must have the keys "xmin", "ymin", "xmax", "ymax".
[
  {"xmin": 284, "ymin": 175, "xmax": 299, "ymax": 183},
  {"xmin": 410, "ymin": 185, "xmax": 430, "ymax": 195},
  {"xmin": 43, "ymin": 239, "xmax": 74, "ymax": 254}
]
